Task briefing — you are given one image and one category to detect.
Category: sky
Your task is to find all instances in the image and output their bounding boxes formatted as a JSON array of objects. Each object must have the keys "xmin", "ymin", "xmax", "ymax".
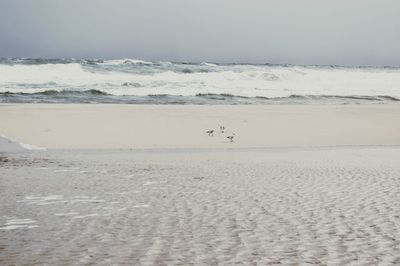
[{"xmin": 0, "ymin": 0, "xmax": 399, "ymax": 66}]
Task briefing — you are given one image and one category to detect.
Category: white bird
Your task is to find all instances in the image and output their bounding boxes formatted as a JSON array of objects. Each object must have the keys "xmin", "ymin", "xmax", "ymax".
[
  {"xmin": 206, "ymin": 129, "xmax": 214, "ymax": 136},
  {"xmin": 219, "ymin": 125, "xmax": 225, "ymax": 133}
]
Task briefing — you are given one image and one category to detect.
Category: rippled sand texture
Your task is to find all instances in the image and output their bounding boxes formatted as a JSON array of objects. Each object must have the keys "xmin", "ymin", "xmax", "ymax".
[{"xmin": 1, "ymin": 148, "xmax": 400, "ymax": 265}]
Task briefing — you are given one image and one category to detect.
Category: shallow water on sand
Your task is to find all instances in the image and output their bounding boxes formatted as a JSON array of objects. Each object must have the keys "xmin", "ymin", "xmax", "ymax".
[{"xmin": 1, "ymin": 148, "xmax": 400, "ymax": 265}]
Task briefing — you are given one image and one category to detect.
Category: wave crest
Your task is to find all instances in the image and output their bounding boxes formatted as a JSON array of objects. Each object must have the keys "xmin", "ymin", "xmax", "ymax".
[
  {"xmin": 1, "ymin": 90, "xmax": 399, "ymax": 104},
  {"xmin": 1, "ymin": 58, "xmax": 400, "ymax": 103}
]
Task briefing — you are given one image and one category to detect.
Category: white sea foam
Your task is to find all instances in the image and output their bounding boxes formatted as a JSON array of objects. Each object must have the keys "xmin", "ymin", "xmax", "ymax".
[
  {"xmin": 0, "ymin": 133, "xmax": 46, "ymax": 151},
  {"xmin": 18, "ymin": 142, "xmax": 47, "ymax": 151},
  {"xmin": 1, "ymin": 61, "xmax": 400, "ymax": 100},
  {"xmin": 99, "ymin": 59, "xmax": 153, "ymax": 66}
]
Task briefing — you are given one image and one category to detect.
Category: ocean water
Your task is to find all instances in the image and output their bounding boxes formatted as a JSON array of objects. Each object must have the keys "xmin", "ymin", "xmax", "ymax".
[{"xmin": 0, "ymin": 58, "xmax": 399, "ymax": 104}]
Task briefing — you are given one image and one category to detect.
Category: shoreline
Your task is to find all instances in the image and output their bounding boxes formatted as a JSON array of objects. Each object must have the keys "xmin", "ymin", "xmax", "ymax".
[{"xmin": 1, "ymin": 103, "xmax": 400, "ymax": 150}]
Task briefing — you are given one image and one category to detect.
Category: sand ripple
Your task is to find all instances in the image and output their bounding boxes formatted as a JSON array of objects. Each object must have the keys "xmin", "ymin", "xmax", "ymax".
[{"xmin": 1, "ymin": 148, "xmax": 400, "ymax": 264}]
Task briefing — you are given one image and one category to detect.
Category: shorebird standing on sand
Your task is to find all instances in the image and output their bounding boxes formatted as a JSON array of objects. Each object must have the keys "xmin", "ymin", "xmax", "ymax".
[
  {"xmin": 206, "ymin": 129, "xmax": 214, "ymax": 136},
  {"xmin": 227, "ymin": 133, "xmax": 235, "ymax": 142},
  {"xmin": 219, "ymin": 125, "xmax": 225, "ymax": 133}
]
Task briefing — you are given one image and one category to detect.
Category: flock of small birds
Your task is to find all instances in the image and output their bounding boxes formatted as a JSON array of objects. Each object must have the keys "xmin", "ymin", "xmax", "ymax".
[{"xmin": 206, "ymin": 125, "xmax": 235, "ymax": 142}]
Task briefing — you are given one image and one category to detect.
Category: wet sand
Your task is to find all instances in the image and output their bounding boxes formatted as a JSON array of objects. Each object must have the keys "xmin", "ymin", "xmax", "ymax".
[
  {"xmin": 0, "ymin": 104, "xmax": 400, "ymax": 149},
  {"xmin": 1, "ymin": 104, "xmax": 400, "ymax": 264}
]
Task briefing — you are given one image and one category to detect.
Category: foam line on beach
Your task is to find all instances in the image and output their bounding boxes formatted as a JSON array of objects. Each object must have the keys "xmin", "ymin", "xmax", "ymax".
[{"xmin": 0, "ymin": 133, "xmax": 46, "ymax": 151}]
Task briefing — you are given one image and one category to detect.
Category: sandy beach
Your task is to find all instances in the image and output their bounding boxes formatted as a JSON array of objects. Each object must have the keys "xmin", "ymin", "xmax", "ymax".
[
  {"xmin": 1, "ymin": 104, "xmax": 400, "ymax": 265},
  {"xmin": 0, "ymin": 104, "xmax": 400, "ymax": 149},
  {"xmin": 2, "ymin": 0, "xmax": 400, "ymax": 264}
]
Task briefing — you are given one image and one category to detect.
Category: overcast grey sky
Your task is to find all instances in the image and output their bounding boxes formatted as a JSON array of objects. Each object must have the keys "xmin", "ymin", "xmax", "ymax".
[{"xmin": 0, "ymin": 0, "xmax": 399, "ymax": 66}]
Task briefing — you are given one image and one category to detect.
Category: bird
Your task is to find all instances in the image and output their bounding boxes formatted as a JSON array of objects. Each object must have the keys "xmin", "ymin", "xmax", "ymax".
[
  {"xmin": 227, "ymin": 133, "xmax": 235, "ymax": 142},
  {"xmin": 206, "ymin": 129, "xmax": 214, "ymax": 136},
  {"xmin": 219, "ymin": 125, "xmax": 225, "ymax": 133}
]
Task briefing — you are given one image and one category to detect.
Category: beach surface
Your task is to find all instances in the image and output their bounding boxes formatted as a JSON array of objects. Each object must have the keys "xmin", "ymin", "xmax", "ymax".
[
  {"xmin": 2, "ymin": 147, "xmax": 400, "ymax": 265},
  {"xmin": 1, "ymin": 104, "xmax": 400, "ymax": 265},
  {"xmin": 0, "ymin": 104, "xmax": 400, "ymax": 149}
]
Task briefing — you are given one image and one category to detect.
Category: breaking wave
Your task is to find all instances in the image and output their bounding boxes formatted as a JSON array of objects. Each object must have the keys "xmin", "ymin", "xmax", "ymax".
[
  {"xmin": 1, "ymin": 90, "xmax": 399, "ymax": 104},
  {"xmin": 1, "ymin": 58, "xmax": 400, "ymax": 104}
]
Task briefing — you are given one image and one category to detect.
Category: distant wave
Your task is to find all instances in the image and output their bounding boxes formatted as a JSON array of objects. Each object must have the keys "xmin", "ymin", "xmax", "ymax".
[
  {"xmin": 1, "ymin": 90, "xmax": 399, "ymax": 104},
  {"xmin": 196, "ymin": 93, "xmax": 400, "ymax": 102},
  {"xmin": 0, "ymin": 58, "xmax": 101, "ymax": 65},
  {"xmin": 0, "ymin": 89, "xmax": 109, "ymax": 96},
  {"xmin": 1, "ymin": 57, "xmax": 400, "ymax": 69},
  {"xmin": 198, "ymin": 94, "xmax": 400, "ymax": 102}
]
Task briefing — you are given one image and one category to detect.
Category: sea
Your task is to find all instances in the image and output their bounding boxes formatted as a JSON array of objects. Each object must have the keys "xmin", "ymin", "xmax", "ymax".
[{"xmin": 1, "ymin": 58, "xmax": 399, "ymax": 104}]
